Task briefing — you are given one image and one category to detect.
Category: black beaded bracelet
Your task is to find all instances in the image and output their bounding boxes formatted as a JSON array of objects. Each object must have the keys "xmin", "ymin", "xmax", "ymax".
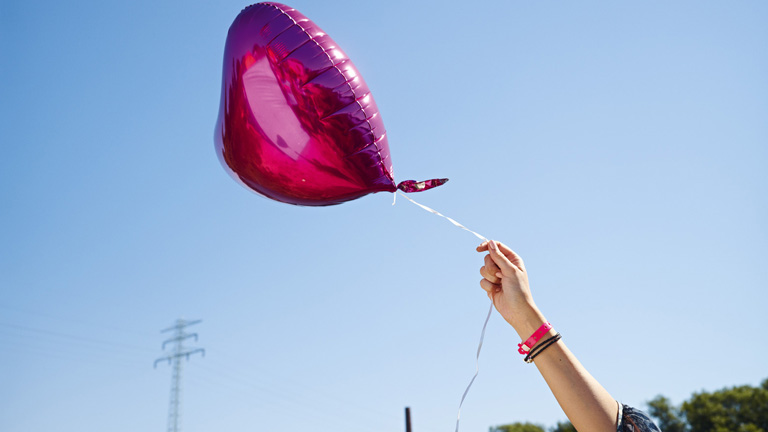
[{"xmin": 524, "ymin": 332, "xmax": 562, "ymax": 363}]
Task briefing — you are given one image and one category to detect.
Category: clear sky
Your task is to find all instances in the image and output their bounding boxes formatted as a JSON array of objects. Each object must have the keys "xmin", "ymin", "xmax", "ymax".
[{"xmin": 1, "ymin": 1, "xmax": 766, "ymax": 432}]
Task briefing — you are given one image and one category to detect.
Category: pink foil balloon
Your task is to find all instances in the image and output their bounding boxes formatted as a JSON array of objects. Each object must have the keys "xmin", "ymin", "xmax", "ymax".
[
  {"xmin": 215, "ymin": 3, "xmax": 446, "ymax": 206},
  {"xmin": 215, "ymin": 2, "xmax": 398, "ymax": 206}
]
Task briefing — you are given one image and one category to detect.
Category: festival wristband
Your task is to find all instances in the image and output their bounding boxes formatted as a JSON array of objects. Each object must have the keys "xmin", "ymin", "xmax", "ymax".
[{"xmin": 517, "ymin": 322, "xmax": 553, "ymax": 354}]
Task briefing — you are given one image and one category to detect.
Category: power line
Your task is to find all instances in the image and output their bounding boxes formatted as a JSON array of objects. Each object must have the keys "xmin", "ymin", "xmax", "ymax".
[
  {"xmin": 0, "ymin": 321, "xmax": 155, "ymax": 353},
  {"xmin": 0, "ymin": 303, "xmax": 158, "ymax": 337},
  {"xmin": 154, "ymin": 318, "xmax": 204, "ymax": 432}
]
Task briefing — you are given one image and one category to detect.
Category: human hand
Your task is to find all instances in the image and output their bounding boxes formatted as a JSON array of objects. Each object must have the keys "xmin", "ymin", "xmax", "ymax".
[{"xmin": 476, "ymin": 240, "xmax": 545, "ymax": 336}]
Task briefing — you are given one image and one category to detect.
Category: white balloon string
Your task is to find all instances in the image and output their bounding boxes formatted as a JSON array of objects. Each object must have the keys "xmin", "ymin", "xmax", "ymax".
[
  {"xmin": 395, "ymin": 191, "xmax": 492, "ymax": 432},
  {"xmin": 396, "ymin": 191, "xmax": 488, "ymax": 242},
  {"xmin": 456, "ymin": 301, "xmax": 494, "ymax": 432}
]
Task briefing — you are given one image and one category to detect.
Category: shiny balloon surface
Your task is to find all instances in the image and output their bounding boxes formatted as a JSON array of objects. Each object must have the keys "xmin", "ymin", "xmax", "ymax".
[{"xmin": 215, "ymin": 2, "xmax": 396, "ymax": 206}]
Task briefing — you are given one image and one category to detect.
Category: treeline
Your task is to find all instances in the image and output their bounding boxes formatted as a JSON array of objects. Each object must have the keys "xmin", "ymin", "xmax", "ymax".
[{"xmin": 489, "ymin": 378, "xmax": 768, "ymax": 432}]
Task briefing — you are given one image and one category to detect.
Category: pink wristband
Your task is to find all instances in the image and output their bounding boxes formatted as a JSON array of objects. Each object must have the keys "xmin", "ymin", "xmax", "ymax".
[{"xmin": 518, "ymin": 322, "xmax": 553, "ymax": 354}]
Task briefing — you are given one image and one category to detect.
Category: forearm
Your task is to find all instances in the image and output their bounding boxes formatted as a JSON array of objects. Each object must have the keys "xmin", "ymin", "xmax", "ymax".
[
  {"xmin": 514, "ymin": 309, "xmax": 618, "ymax": 432},
  {"xmin": 477, "ymin": 241, "xmax": 620, "ymax": 431}
]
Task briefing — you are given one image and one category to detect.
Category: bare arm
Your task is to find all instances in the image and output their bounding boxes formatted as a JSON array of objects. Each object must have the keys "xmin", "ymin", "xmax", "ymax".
[{"xmin": 477, "ymin": 240, "xmax": 618, "ymax": 432}]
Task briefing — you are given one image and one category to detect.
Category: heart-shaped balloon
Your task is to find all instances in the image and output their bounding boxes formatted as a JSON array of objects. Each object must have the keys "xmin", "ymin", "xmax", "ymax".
[
  {"xmin": 214, "ymin": 3, "xmax": 446, "ymax": 206},
  {"xmin": 214, "ymin": 2, "xmax": 396, "ymax": 206}
]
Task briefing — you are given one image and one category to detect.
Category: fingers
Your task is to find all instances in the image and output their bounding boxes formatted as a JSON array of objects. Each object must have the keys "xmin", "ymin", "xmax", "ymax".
[
  {"xmin": 477, "ymin": 240, "xmax": 526, "ymax": 273},
  {"xmin": 479, "ymin": 277, "xmax": 501, "ymax": 295},
  {"xmin": 475, "ymin": 242, "xmax": 490, "ymax": 252},
  {"xmin": 480, "ymin": 254, "xmax": 500, "ymax": 284}
]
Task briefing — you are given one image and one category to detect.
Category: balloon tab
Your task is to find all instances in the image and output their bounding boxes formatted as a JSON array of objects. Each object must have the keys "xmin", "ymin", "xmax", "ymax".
[{"xmin": 397, "ymin": 178, "xmax": 449, "ymax": 193}]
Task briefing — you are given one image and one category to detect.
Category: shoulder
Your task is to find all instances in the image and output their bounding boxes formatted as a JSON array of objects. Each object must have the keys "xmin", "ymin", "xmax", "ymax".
[{"xmin": 616, "ymin": 403, "xmax": 662, "ymax": 432}]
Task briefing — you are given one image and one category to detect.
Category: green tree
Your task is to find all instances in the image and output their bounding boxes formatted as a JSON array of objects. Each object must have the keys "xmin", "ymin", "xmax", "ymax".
[
  {"xmin": 647, "ymin": 395, "xmax": 687, "ymax": 432},
  {"xmin": 491, "ymin": 378, "xmax": 768, "ymax": 432},
  {"xmin": 489, "ymin": 420, "xmax": 574, "ymax": 432},
  {"xmin": 549, "ymin": 420, "xmax": 577, "ymax": 432},
  {"xmin": 489, "ymin": 422, "xmax": 546, "ymax": 432},
  {"xmin": 681, "ymin": 378, "xmax": 768, "ymax": 432}
]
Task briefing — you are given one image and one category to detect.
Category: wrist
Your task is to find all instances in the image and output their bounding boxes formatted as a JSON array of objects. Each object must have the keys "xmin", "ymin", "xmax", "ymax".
[
  {"xmin": 513, "ymin": 310, "xmax": 560, "ymax": 356},
  {"xmin": 511, "ymin": 306, "xmax": 549, "ymax": 344}
]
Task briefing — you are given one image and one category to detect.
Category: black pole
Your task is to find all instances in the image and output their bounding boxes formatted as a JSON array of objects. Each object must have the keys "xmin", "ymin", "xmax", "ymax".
[{"xmin": 405, "ymin": 407, "xmax": 412, "ymax": 432}]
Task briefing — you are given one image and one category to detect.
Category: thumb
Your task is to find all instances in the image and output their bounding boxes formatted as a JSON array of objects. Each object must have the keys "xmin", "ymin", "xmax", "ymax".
[
  {"xmin": 487, "ymin": 240, "xmax": 522, "ymax": 275},
  {"xmin": 495, "ymin": 241, "xmax": 526, "ymax": 273}
]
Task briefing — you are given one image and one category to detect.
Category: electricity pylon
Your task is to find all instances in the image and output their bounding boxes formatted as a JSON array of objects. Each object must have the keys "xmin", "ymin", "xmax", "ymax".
[{"xmin": 155, "ymin": 319, "xmax": 205, "ymax": 432}]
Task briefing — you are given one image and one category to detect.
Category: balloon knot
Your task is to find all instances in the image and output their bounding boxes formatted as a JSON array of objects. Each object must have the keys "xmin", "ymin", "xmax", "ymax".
[{"xmin": 397, "ymin": 178, "xmax": 449, "ymax": 193}]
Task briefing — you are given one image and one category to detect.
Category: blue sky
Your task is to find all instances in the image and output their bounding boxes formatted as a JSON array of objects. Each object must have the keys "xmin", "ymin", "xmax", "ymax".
[{"xmin": 1, "ymin": 1, "xmax": 766, "ymax": 432}]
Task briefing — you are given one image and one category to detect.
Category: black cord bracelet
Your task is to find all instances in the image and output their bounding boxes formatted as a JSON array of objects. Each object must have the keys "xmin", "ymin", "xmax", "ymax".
[
  {"xmin": 524, "ymin": 332, "xmax": 562, "ymax": 363},
  {"xmin": 524, "ymin": 334, "xmax": 554, "ymax": 361}
]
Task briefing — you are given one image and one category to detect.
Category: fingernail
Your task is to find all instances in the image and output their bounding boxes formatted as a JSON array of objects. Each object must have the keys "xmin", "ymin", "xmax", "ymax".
[{"xmin": 488, "ymin": 240, "xmax": 497, "ymax": 251}]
